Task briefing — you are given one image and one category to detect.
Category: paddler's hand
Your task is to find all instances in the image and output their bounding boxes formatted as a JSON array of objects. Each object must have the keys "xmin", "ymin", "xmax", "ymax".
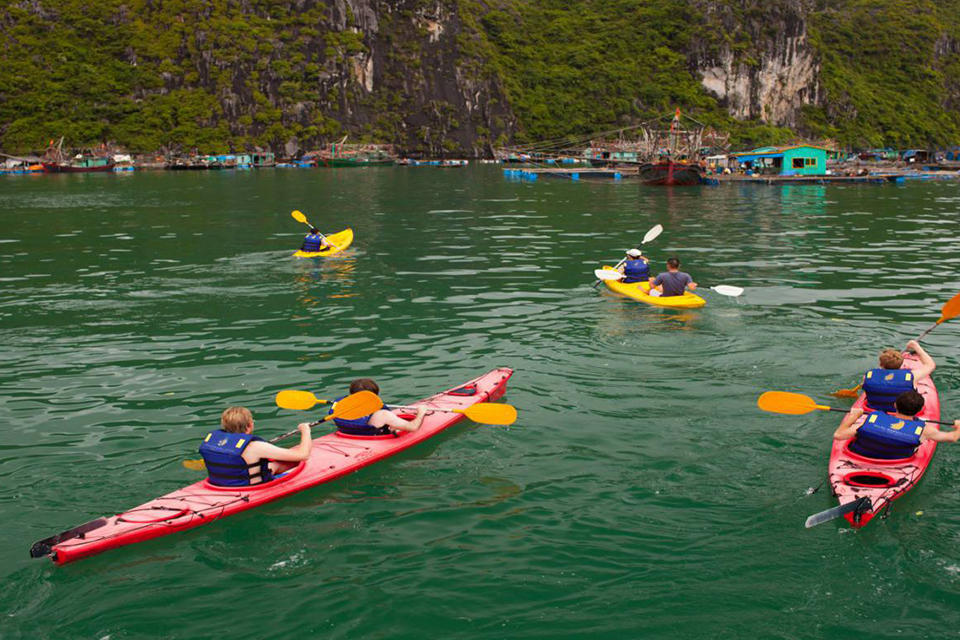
[
  {"xmin": 416, "ymin": 406, "xmax": 427, "ymax": 417},
  {"xmin": 905, "ymin": 340, "xmax": 920, "ymax": 354},
  {"xmin": 297, "ymin": 422, "xmax": 312, "ymax": 436},
  {"xmin": 849, "ymin": 408, "xmax": 864, "ymax": 420}
]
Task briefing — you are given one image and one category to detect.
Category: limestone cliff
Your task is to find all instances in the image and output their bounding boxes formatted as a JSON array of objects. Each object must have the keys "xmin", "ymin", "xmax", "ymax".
[{"xmin": 692, "ymin": 1, "xmax": 820, "ymax": 128}]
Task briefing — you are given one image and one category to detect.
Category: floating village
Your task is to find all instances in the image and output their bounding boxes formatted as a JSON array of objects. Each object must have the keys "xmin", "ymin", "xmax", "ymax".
[{"xmin": 4, "ymin": 111, "xmax": 960, "ymax": 186}]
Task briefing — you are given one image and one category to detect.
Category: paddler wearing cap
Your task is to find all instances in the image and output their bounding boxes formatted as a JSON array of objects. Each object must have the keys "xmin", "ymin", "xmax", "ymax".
[{"xmin": 617, "ymin": 248, "xmax": 651, "ymax": 283}]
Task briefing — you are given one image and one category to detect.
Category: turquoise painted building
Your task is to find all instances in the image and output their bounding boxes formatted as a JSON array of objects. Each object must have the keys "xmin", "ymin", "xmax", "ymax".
[{"xmin": 730, "ymin": 145, "xmax": 828, "ymax": 176}]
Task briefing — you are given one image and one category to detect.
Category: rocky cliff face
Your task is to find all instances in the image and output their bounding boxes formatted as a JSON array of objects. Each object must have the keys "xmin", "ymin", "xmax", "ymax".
[
  {"xmin": 691, "ymin": 1, "xmax": 820, "ymax": 129},
  {"xmin": 309, "ymin": 0, "xmax": 515, "ymax": 156},
  {"xmin": 0, "ymin": 0, "xmax": 516, "ymax": 155},
  {"xmin": 2, "ymin": 0, "xmax": 959, "ymax": 154}
]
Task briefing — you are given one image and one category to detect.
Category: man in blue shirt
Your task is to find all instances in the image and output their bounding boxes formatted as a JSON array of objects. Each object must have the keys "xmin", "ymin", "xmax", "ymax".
[{"xmin": 651, "ymin": 257, "xmax": 697, "ymax": 297}]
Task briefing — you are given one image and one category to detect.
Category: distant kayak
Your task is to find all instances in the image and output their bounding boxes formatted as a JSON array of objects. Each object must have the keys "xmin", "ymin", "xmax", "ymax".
[
  {"xmin": 30, "ymin": 367, "xmax": 514, "ymax": 564},
  {"xmin": 828, "ymin": 352, "xmax": 940, "ymax": 528},
  {"xmin": 601, "ymin": 266, "xmax": 706, "ymax": 308},
  {"xmin": 293, "ymin": 228, "xmax": 354, "ymax": 258}
]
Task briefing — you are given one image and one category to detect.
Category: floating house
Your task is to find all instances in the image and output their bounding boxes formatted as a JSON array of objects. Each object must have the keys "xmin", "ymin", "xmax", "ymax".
[
  {"xmin": 730, "ymin": 145, "xmax": 828, "ymax": 176},
  {"xmin": 901, "ymin": 149, "xmax": 933, "ymax": 164},
  {"xmin": 252, "ymin": 152, "xmax": 275, "ymax": 168}
]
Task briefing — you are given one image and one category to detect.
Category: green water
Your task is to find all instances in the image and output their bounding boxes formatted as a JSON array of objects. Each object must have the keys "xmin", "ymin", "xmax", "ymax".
[{"xmin": 2, "ymin": 168, "xmax": 960, "ymax": 638}]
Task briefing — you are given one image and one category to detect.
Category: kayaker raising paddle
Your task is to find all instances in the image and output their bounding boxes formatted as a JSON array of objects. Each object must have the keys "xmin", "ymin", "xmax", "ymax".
[
  {"xmin": 329, "ymin": 379, "xmax": 427, "ymax": 435},
  {"xmin": 616, "ymin": 249, "xmax": 650, "ymax": 283},
  {"xmin": 650, "ymin": 257, "xmax": 697, "ymax": 298},
  {"xmin": 301, "ymin": 227, "xmax": 332, "ymax": 253},
  {"xmin": 198, "ymin": 407, "xmax": 313, "ymax": 486},
  {"xmin": 861, "ymin": 341, "xmax": 935, "ymax": 412},
  {"xmin": 834, "ymin": 390, "xmax": 960, "ymax": 459}
]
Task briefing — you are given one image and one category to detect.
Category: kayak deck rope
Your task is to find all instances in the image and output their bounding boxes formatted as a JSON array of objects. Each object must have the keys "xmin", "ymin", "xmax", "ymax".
[{"xmin": 56, "ymin": 494, "xmax": 252, "ymax": 551}]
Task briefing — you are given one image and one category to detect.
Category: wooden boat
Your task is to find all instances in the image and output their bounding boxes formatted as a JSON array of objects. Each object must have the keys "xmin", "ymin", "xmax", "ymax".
[
  {"xmin": 42, "ymin": 156, "xmax": 115, "ymax": 173},
  {"xmin": 41, "ymin": 138, "xmax": 115, "ymax": 173},
  {"xmin": 638, "ymin": 160, "xmax": 703, "ymax": 186}
]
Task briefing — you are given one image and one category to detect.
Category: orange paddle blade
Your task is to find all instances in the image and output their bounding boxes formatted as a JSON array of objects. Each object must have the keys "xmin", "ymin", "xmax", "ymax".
[
  {"xmin": 940, "ymin": 291, "xmax": 960, "ymax": 321},
  {"xmin": 275, "ymin": 390, "xmax": 326, "ymax": 411},
  {"xmin": 830, "ymin": 383, "xmax": 861, "ymax": 399},
  {"xmin": 459, "ymin": 403, "xmax": 518, "ymax": 425},
  {"xmin": 757, "ymin": 391, "xmax": 824, "ymax": 415},
  {"xmin": 324, "ymin": 391, "xmax": 383, "ymax": 421}
]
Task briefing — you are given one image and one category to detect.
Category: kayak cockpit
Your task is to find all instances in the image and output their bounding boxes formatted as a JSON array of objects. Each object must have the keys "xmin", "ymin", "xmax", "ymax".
[
  {"xmin": 842, "ymin": 439, "xmax": 919, "ymax": 465},
  {"xmin": 202, "ymin": 459, "xmax": 307, "ymax": 491}
]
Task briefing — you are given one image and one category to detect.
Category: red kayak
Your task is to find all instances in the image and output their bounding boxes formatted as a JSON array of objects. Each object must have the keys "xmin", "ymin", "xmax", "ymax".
[
  {"xmin": 827, "ymin": 353, "xmax": 940, "ymax": 528},
  {"xmin": 31, "ymin": 368, "xmax": 514, "ymax": 564}
]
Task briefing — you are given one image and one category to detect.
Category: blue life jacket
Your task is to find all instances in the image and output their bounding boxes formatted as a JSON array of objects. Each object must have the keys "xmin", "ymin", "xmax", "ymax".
[
  {"xmin": 302, "ymin": 233, "xmax": 323, "ymax": 252},
  {"xmin": 328, "ymin": 396, "xmax": 392, "ymax": 435},
  {"xmin": 622, "ymin": 259, "xmax": 650, "ymax": 283},
  {"xmin": 198, "ymin": 429, "xmax": 274, "ymax": 486},
  {"xmin": 849, "ymin": 412, "xmax": 925, "ymax": 460},
  {"xmin": 862, "ymin": 368, "xmax": 914, "ymax": 412}
]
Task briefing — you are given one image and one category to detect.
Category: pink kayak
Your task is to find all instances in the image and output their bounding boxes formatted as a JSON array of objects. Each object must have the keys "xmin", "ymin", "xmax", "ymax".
[
  {"xmin": 31, "ymin": 368, "xmax": 514, "ymax": 564},
  {"xmin": 828, "ymin": 353, "xmax": 940, "ymax": 528}
]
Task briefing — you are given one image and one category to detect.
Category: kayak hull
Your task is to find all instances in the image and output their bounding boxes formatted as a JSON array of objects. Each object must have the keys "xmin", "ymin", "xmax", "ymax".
[
  {"xmin": 36, "ymin": 367, "xmax": 513, "ymax": 564},
  {"xmin": 828, "ymin": 352, "xmax": 940, "ymax": 528},
  {"xmin": 601, "ymin": 266, "xmax": 706, "ymax": 308},
  {"xmin": 293, "ymin": 228, "xmax": 354, "ymax": 258}
]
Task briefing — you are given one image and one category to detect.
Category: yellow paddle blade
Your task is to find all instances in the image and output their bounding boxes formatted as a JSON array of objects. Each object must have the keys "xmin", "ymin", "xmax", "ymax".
[
  {"xmin": 291, "ymin": 210, "xmax": 308, "ymax": 224},
  {"xmin": 324, "ymin": 390, "xmax": 383, "ymax": 421},
  {"xmin": 940, "ymin": 291, "xmax": 960, "ymax": 321},
  {"xmin": 275, "ymin": 390, "xmax": 325, "ymax": 411},
  {"xmin": 183, "ymin": 459, "xmax": 206, "ymax": 471},
  {"xmin": 757, "ymin": 391, "xmax": 822, "ymax": 415},
  {"xmin": 459, "ymin": 403, "xmax": 518, "ymax": 425}
]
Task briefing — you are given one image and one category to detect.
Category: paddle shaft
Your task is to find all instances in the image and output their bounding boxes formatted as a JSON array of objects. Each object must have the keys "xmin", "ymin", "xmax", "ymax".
[
  {"xmin": 295, "ymin": 211, "xmax": 341, "ymax": 250},
  {"xmin": 915, "ymin": 318, "xmax": 943, "ymax": 342},
  {"xmin": 270, "ymin": 419, "xmax": 324, "ymax": 443}
]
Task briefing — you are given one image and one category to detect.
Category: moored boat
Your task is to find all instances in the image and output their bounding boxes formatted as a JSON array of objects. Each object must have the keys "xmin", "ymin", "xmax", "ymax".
[
  {"xmin": 638, "ymin": 160, "xmax": 703, "ymax": 186},
  {"xmin": 828, "ymin": 352, "xmax": 940, "ymax": 528},
  {"xmin": 30, "ymin": 368, "xmax": 514, "ymax": 564},
  {"xmin": 42, "ymin": 156, "xmax": 115, "ymax": 173},
  {"xmin": 41, "ymin": 137, "xmax": 116, "ymax": 173}
]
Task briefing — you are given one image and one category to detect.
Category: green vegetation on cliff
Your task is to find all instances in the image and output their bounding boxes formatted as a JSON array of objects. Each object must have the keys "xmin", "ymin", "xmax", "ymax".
[
  {"xmin": 0, "ymin": 0, "xmax": 959, "ymax": 154},
  {"xmin": 808, "ymin": 0, "xmax": 960, "ymax": 148}
]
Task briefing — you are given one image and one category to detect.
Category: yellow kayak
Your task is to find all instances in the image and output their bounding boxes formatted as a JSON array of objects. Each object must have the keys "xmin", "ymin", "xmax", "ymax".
[
  {"xmin": 293, "ymin": 228, "xmax": 354, "ymax": 258},
  {"xmin": 602, "ymin": 266, "xmax": 706, "ymax": 308}
]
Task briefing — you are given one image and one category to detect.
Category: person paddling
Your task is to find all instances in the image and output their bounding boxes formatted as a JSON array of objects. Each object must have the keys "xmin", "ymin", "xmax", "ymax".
[
  {"xmin": 861, "ymin": 341, "xmax": 935, "ymax": 412},
  {"xmin": 834, "ymin": 390, "xmax": 960, "ymax": 459},
  {"xmin": 199, "ymin": 407, "xmax": 313, "ymax": 486},
  {"xmin": 650, "ymin": 257, "xmax": 697, "ymax": 297},
  {"xmin": 617, "ymin": 249, "xmax": 650, "ymax": 283},
  {"xmin": 329, "ymin": 379, "xmax": 427, "ymax": 435},
  {"xmin": 301, "ymin": 227, "xmax": 331, "ymax": 253}
]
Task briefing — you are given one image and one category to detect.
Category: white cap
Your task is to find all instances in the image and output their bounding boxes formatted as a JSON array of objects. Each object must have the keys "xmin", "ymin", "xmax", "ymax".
[{"xmin": 626, "ymin": 249, "xmax": 642, "ymax": 257}]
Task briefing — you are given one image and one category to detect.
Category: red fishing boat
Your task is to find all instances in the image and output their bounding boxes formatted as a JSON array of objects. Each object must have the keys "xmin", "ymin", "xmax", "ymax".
[
  {"xmin": 41, "ymin": 138, "xmax": 116, "ymax": 173},
  {"xmin": 637, "ymin": 109, "xmax": 704, "ymax": 186},
  {"xmin": 638, "ymin": 159, "xmax": 703, "ymax": 185}
]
